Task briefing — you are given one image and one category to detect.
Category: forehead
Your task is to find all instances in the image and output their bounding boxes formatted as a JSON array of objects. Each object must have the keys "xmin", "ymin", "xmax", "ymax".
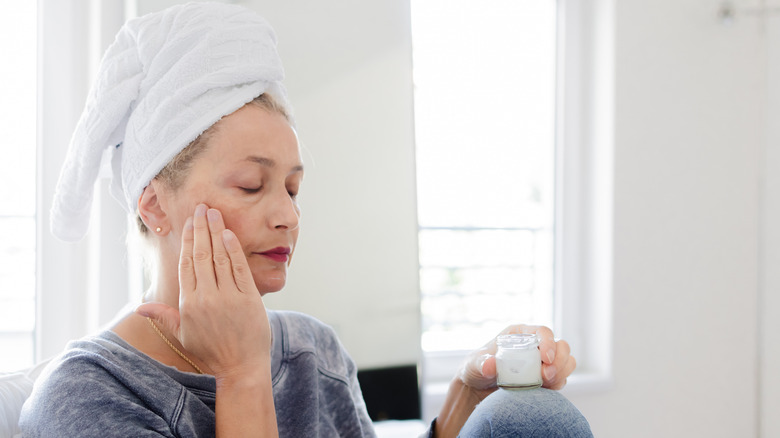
[{"xmin": 200, "ymin": 104, "xmax": 302, "ymax": 168}]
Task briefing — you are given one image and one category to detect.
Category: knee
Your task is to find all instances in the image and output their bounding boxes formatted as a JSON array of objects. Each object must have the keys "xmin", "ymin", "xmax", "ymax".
[{"xmin": 459, "ymin": 388, "xmax": 593, "ymax": 438}]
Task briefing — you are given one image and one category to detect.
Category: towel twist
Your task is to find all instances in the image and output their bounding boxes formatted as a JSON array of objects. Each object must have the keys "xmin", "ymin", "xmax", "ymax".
[{"xmin": 51, "ymin": 2, "xmax": 290, "ymax": 242}]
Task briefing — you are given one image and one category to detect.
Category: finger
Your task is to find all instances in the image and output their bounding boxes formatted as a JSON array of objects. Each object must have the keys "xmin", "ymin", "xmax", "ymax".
[
  {"xmin": 543, "ymin": 341, "xmax": 572, "ymax": 388},
  {"xmin": 542, "ymin": 361, "xmax": 558, "ymax": 384},
  {"xmin": 561, "ymin": 355, "xmax": 577, "ymax": 382},
  {"xmin": 206, "ymin": 208, "xmax": 232, "ymax": 289},
  {"xmin": 551, "ymin": 339, "xmax": 572, "ymax": 369},
  {"xmin": 545, "ymin": 355, "xmax": 576, "ymax": 390},
  {"xmin": 477, "ymin": 324, "xmax": 522, "ymax": 354},
  {"xmin": 135, "ymin": 302, "xmax": 182, "ymax": 337},
  {"xmin": 549, "ymin": 341, "xmax": 574, "ymax": 388},
  {"xmin": 556, "ymin": 355, "xmax": 577, "ymax": 389},
  {"xmin": 460, "ymin": 353, "xmax": 496, "ymax": 390},
  {"xmin": 179, "ymin": 217, "xmax": 196, "ymax": 293},
  {"xmin": 532, "ymin": 326, "xmax": 557, "ymax": 364},
  {"xmin": 192, "ymin": 203, "xmax": 217, "ymax": 289},
  {"xmin": 222, "ymin": 229, "xmax": 255, "ymax": 294},
  {"xmin": 481, "ymin": 355, "xmax": 497, "ymax": 380}
]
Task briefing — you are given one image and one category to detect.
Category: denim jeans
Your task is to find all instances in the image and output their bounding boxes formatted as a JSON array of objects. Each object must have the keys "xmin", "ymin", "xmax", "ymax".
[{"xmin": 458, "ymin": 388, "xmax": 593, "ymax": 437}]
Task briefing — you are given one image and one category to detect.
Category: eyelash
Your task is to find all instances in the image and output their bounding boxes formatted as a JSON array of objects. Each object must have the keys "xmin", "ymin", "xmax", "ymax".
[{"xmin": 239, "ymin": 186, "xmax": 298, "ymax": 200}]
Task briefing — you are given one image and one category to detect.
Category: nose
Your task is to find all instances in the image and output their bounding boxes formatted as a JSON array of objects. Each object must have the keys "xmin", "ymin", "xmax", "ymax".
[{"xmin": 268, "ymin": 189, "xmax": 300, "ymax": 231}]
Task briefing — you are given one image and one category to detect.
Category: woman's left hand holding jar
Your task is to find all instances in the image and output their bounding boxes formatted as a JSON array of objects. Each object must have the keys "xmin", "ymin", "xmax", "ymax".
[
  {"xmin": 460, "ymin": 325, "xmax": 576, "ymax": 393},
  {"xmin": 433, "ymin": 325, "xmax": 577, "ymax": 438}
]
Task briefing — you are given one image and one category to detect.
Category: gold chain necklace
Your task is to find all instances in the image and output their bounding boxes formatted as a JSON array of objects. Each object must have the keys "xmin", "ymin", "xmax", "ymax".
[{"xmin": 146, "ymin": 317, "xmax": 204, "ymax": 374}]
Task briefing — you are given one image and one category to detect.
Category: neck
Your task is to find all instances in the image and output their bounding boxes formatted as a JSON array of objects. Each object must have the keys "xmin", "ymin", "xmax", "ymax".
[{"xmin": 143, "ymin": 242, "xmax": 182, "ymax": 308}]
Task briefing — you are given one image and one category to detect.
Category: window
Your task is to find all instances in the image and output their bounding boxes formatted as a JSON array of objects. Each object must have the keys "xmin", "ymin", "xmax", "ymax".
[
  {"xmin": 412, "ymin": 0, "xmax": 558, "ymax": 353},
  {"xmin": 0, "ymin": 1, "xmax": 38, "ymax": 372}
]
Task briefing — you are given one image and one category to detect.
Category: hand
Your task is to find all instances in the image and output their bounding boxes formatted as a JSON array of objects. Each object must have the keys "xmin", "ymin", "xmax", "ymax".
[
  {"xmin": 459, "ymin": 325, "xmax": 576, "ymax": 396},
  {"xmin": 137, "ymin": 204, "xmax": 272, "ymax": 377}
]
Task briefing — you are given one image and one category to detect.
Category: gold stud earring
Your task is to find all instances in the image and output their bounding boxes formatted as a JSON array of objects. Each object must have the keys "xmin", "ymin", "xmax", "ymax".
[{"xmin": 155, "ymin": 227, "xmax": 162, "ymax": 233}]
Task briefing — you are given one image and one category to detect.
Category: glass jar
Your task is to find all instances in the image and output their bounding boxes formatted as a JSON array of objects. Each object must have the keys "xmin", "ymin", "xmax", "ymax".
[{"xmin": 496, "ymin": 333, "xmax": 543, "ymax": 389}]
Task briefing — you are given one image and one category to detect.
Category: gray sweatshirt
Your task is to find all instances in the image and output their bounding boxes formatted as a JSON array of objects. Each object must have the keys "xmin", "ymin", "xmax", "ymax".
[{"xmin": 20, "ymin": 310, "xmax": 379, "ymax": 437}]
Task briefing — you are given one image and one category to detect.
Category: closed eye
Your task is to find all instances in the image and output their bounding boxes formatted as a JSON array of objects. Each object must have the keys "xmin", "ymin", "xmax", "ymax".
[{"xmin": 240, "ymin": 186, "xmax": 262, "ymax": 194}]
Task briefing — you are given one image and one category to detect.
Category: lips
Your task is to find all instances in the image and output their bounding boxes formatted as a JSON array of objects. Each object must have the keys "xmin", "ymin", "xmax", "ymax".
[{"xmin": 257, "ymin": 246, "xmax": 291, "ymax": 263}]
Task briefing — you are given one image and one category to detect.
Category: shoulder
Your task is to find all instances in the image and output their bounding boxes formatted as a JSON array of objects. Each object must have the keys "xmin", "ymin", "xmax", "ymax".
[
  {"xmin": 270, "ymin": 310, "xmax": 355, "ymax": 379},
  {"xmin": 271, "ymin": 310, "xmax": 343, "ymax": 353},
  {"xmin": 20, "ymin": 333, "xmax": 142, "ymax": 433},
  {"xmin": 272, "ymin": 310, "xmax": 338, "ymax": 339},
  {"xmin": 20, "ymin": 331, "xmax": 186, "ymax": 436},
  {"xmin": 25, "ymin": 331, "xmax": 149, "ymax": 406},
  {"xmin": 34, "ymin": 332, "xmax": 130, "ymax": 385}
]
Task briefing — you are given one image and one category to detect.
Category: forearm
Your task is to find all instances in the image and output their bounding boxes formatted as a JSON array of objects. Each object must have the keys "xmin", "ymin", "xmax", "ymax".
[
  {"xmin": 215, "ymin": 366, "xmax": 278, "ymax": 437},
  {"xmin": 434, "ymin": 378, "xmax": 493, "ymax": 438}
]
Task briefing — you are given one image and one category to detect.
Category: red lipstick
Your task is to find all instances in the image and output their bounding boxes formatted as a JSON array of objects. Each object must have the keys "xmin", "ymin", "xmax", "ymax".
[{"xmin": 258, "ymin": 247, "xmax": 291, "ymax": 263}]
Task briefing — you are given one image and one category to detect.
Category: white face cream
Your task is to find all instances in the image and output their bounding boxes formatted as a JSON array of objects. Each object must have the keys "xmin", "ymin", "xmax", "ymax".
[{"xmin": 496, "ymin": 333, "xmax": 543, "ymax": 389}]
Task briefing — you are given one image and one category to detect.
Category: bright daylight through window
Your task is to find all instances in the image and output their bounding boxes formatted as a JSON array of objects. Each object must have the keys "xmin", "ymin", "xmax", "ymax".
[
  {"xmin": 412, "ymin": 0, "xmax": 557, "ymax": 352},
  {"xmin": 0, "ymin": 2, "xmax": 37, "ymax": 372}
]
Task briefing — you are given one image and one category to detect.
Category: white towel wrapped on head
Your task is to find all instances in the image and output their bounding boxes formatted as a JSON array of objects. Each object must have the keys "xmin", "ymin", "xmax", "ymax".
[{"xmin": 51, "ymin": 2, "xmax": 290, "ymax": 242}]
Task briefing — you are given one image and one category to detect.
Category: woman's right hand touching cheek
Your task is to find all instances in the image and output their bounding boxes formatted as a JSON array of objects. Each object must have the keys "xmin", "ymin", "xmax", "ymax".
[
  {"xmin": 140, "ymin": 203, "xmax": 278, "ymax": 437},
  {"xmin": 137, "ymin": 203, "xmax": 272, "ymax": 378}
]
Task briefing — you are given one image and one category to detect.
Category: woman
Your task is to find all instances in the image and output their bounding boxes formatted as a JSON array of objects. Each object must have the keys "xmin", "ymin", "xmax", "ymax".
[{"xmin": 21, "ymin": 3, "xmax": 591, "ymax": 437}]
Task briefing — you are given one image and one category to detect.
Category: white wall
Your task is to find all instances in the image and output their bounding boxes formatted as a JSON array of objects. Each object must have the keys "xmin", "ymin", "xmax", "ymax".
[{"xmin": 566, "ymin": 1, "xmax": 765, "ymax": 436}]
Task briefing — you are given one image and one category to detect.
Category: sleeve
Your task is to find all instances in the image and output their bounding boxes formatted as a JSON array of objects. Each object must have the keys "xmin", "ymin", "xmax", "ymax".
[
  {"xmin": 346, "ymin": 357, "xmax": 378, "ymax": 437},
  {"xmin": 279, "ymin": 311, "xmax": 377, "ymax": 437},
  {"xmin": 422, "ymin": 418, "xmax": 436, "ymax": 437},
  {"xmin": 19, "ymin": 353, "xmax": 175, "ymax": 438},
  {"xmin": 325, "ymin": 324, "xmax": 376, "ymax": 438},
  {"xmin": 318, "ymin": 316, "xmax": 377, "ymax": 437}
]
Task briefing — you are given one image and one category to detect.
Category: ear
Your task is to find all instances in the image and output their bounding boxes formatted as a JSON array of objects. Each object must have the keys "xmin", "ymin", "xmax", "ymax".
[{"xmin": 137, "ymin": 180, "xmax": 170, "ymax": 235}]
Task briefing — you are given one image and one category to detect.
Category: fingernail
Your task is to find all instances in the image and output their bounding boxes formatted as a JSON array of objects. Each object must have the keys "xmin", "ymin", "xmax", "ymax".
[
  {"xmin": 207, "ymin": 209, "xmax": 219, "ymax": 223},
  {"xmin": 222, "ymin": 229, "xmax": 235, "ymax": 248},
  {"xmin": 195, "ymin": 204, "xmax": 207, "ymax": 217},
  {"xmin": 544, "ymin": 365, "xmax": 557, "ymax": 381},
  {"xmin": 477, "ymin": 354, "xmax": 490, "ymax": 374},
  {"xmin": 547, "ymin": 349, "xmax": 555, "ymax": 363}
]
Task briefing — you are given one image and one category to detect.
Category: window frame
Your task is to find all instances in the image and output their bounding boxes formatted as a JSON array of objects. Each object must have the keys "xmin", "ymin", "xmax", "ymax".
[
  {"xmin": 37, "ymin": 0, "xmax": 137, "ymax": 363},
  {"xmin": 553, "ymin": 0, "xmax": 614, "ymax": 394},
  {"xmin": 419, "ymin": 0, "xmax": 615, "ymax": 421},
  {"xmin": 0, "ymin": 1, "xmax": 39, "ymax": 372}
]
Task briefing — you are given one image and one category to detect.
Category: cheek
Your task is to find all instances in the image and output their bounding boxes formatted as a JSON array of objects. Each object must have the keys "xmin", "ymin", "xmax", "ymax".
[
  {"xmin": 172, "ymin": 186, "xmax": 220, "ymax": 226},
  {"xmin": 217, "ymin": 204, "xmax": 254, "ymax": 249}
]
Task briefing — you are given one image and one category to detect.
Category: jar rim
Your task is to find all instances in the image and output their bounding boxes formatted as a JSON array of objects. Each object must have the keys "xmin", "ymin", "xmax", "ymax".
[{"xmin": 497, "ymin": 333, "xmax": 540, "ymax": 348}]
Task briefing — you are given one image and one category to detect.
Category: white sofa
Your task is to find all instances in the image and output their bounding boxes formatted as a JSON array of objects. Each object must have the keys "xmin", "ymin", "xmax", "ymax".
[{"xmin": 0, "ymin": 361, "xmax": 49, "ymax": 438}]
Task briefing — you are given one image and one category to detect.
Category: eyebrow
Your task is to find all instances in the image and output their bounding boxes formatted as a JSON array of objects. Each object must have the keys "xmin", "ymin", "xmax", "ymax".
[{"xmin": 246, "ymin": 155, "xmax": 304, "ymax": 173}]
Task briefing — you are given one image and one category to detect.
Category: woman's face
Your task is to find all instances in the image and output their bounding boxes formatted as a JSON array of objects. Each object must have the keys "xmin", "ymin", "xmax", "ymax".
[{"xmin": 163, "ymin": 104, "xmax": 303, "ymax": 295}]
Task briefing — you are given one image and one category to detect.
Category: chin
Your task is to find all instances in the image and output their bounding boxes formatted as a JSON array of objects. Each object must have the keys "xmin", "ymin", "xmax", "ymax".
[
  {"xmin": 254, "ymin": 276, "xmax": 287, "ymax": 295},
  {"xmin": 258, "ymin": 287, "xmax": 283, "ymax": 296},
  {"xmin": 250, "ymin": 263, "xmax": 288, "ymax": 295}
]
